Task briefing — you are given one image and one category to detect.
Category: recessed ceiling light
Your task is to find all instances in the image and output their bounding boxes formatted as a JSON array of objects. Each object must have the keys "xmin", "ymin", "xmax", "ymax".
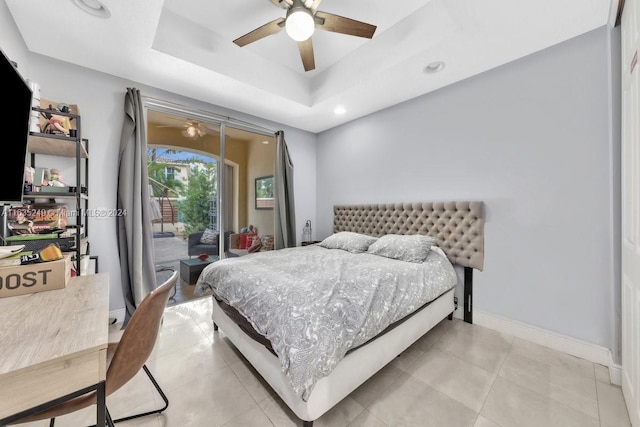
[
  {"xmin": 424, "ymin": 61, "xmax": 445, "ymax": 74},
  {"xmin": 334, "ymin": 106, "xmax": 346, "ymax": 115},
  {"xmin": 261, "ymin": 140, "xmax": 270, "ymax": 145},
  {"xmin": 72, "ymin": 0, "xmax": 111, "ymax": 18}
]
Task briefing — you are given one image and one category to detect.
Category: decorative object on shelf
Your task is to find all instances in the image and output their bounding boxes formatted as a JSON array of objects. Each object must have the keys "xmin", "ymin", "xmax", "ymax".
[
  {"xmin": 23, "ymin": 165, "xmax": 35, "ymax": 193},
  {"xmin": 41, "ymin": 103, "xmax": 73, "ymax": 136},
  {"xmin": 48, "ymin": 168, "xmax": 66, "ymax": 187},
  {"xmin": 7, "ymin": 209, "xmax": 34, "ymax": 235},
  {"xmin": 7, "ymin": 203, "xmax": 68, "ymax": 235},
  {"xmin": 20, "ymin": 242, "xmax": 63, "ymax": 265},
  {"xmin": 33, "ymin": 167, "xmax": 49, "ymax": 188},
  {"xmin": 302, "ymin": 220, "xmax": 312, "ymax": 243},
  {"xmin": 35, "ymin": 98, "xmax": 79, "ymax": 137}
]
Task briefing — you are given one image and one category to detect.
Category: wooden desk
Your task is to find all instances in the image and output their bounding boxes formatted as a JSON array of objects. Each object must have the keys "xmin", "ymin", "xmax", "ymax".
[{"xmin": 0, "ymin": 273, "xmax": 109, "ymax": 426}]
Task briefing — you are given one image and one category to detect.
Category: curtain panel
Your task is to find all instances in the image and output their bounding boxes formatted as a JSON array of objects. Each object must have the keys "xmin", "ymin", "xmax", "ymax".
[
  {"xmin": 117, "ymin": 88, "xmax": 157, "ymax": 326},
  {"xmin": 275, "ymin": 130, "xmax": 296, "ymax": 249}
]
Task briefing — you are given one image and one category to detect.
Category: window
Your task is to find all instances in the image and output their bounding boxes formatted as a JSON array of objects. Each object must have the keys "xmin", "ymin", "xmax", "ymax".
[{"xmin": 164, "ymin": 167, "xmax": 176, "ymax": 181}]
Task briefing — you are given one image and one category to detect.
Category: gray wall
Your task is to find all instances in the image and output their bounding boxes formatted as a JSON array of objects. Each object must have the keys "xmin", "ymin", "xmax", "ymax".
[
  {"xmin": 1, "ymin": 3, "xmax": 317, "ymax": 312},
  {"xmin": 316, "ymin": 26, "xmax": 619, "ymax": 350}
]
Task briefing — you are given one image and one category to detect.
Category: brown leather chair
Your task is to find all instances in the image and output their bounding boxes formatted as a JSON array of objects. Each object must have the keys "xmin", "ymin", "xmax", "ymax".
[{"xmin": 9, "ymin": 270, "xmax": 179, "ymax": 427}]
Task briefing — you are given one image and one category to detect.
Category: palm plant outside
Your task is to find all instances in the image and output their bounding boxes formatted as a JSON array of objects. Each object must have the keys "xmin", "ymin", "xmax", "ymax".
[
  {"xmin": 178, "ymin": 164, "xmax": 217, "ymax": 236},
  {"xmin": 148, "ymin": 148, "xmax": 217, "ymax": 238}
]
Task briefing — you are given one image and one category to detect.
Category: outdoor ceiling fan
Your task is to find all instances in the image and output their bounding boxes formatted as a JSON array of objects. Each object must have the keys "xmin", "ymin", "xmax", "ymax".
[
  {"xmin": 156, "ymin": 120, "xmax": 207, "ymax": 140},
  {"xmin": 233, "ymin": 0, "xmax": 377, "ymax": 72},
  {"xmin": 181, "ymin": 121, "xmax": 207, "ymax": 140}
]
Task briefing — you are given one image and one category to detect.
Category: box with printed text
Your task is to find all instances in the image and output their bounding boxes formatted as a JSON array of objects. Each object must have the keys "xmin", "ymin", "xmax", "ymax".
[{"xmin": 0, "ymin": 254, "xmax": 71, "ymax": 299}]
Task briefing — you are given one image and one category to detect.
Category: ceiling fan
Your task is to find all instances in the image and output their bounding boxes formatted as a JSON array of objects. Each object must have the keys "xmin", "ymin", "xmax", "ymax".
[
  {"xmin": 156, "ymin": 120, "xmax": 207, "ymax": 140},
  {"xmin": 233, "ymin": 0, "xmax": 377, "ymax": 72},
  {"xmin": 181, "ymin": 121, "xmax": 207, "ymax": 139}
]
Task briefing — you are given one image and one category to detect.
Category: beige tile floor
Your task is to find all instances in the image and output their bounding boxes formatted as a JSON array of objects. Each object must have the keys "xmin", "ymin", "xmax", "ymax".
[{"xmin": 18, "ymin": 297, "xmax": 632, "ymax": 427}]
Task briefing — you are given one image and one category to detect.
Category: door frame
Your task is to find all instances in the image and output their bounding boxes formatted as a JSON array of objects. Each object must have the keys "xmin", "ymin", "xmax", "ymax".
[{"xmin": 143, "ymin": 96, "xmax": 277, "ymax": 258}]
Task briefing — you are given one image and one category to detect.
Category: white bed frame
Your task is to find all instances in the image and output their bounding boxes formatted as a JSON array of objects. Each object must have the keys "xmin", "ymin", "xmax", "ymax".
[{"xmin": 211, "ymin": 201, "xmax": 485, "ymax": 426}]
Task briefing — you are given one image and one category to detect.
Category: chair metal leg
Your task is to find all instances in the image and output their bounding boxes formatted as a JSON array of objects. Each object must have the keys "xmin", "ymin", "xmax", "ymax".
[
  {"xmin": 109, "ymin": 365, "xmax": 169, "ymax": 424},
  {"xmin": 302, "ymin": 421, "xmax": 313, "ymax": 427},
  {"xmin": 105, "ymin": 408, "xmax": 115, "ymax": 427},
  {"xmin": 85, "ymin": 365, "xmax": 168, "ymax": 427}
]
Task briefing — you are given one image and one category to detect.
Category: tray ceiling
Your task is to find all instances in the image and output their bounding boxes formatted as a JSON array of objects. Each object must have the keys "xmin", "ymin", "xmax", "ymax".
[{"xmin": 5, "ymin": 0, "xmax": 615, "ymax": 133}]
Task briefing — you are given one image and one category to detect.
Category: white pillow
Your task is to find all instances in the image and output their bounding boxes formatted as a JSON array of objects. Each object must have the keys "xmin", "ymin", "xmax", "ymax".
[
  {"xmin": 367, "ymin": 234, "xmax": 437, "ymax": 263},
  {"xmin": 199, "ymin": 228, "xmax": 218, "ymax": 245},
  {"xmin": 319, "ymin": 231, "xmax": 378, "ymax": 253}
]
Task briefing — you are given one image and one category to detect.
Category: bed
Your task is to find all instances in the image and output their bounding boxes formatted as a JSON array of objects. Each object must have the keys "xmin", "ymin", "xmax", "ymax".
[{"xmin": 195, "ymin": 201, "xmax": 484, "ymax": 426}]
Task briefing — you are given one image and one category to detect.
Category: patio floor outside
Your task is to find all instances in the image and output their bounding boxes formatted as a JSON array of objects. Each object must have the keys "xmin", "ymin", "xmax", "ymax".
[{"xmin": 152, "ymin": 221, "xmax": 211, "ymax": 306}]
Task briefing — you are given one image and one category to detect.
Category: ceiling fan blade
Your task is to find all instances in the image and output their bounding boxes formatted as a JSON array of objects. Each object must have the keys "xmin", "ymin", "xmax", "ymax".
[
  {"xmin": 315, "ymin": 11, "xmax": 377, "ymax": 39},
  {"xmin": 297, "ymin": 38, "xmax": 315, "ymax": 72},
  {"xmin": 269, "ymin": 0, "xmax": 291, "ymax": 8},
  {"xmin": 233, "ymin": 18, "xmax": 286, "ymax": 47}
]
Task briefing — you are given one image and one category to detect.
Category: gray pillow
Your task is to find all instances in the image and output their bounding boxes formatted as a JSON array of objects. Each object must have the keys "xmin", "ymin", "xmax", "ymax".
[
  {"xmin": 199, "ymin": 228, "xmax": 218, "ymax": 245},
  {"xmin": 367, "ymin": 234, "xmax": 437, "ymax": 263},
  {"xmin": 319, "ymin": 231, "xmax": 378, "ymax": 253}
]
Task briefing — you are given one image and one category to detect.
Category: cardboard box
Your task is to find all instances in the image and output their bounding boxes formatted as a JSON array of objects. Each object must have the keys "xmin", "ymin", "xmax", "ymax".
[{"xmin": 0, "ymin": 255, "xmax": 71, "ymax": 298}]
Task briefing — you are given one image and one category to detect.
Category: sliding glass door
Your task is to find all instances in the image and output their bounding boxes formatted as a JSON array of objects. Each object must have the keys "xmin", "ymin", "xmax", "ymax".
[
  {"xmin": 223, "ymin": 126, "xmax": 276, "ymax": 256},
  {"xmin": 144, "ymin": 99, "xmax": 276, "ymax": 280}
]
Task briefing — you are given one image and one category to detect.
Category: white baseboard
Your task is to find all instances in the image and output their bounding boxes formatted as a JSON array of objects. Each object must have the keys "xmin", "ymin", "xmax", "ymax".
[
  {"xmin": 609, "ymin": 362, "xmax": 623, "ymax": 386},
  {"xmin": 109, "ymin": 308, "xmax": 126, "ymax": 325},
  {"xmin": 468, "ymin": 308, "xmax": 616, "ymax": 377}
]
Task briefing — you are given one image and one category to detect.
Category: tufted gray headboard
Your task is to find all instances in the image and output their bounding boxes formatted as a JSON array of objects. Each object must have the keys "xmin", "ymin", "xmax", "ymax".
[{"xmin": 333, "ymin": 201, "xmax": 484, "ymax": 271}]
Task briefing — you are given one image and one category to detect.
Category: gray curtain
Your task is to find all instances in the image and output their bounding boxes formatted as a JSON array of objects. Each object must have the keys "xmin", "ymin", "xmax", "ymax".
[
  {"xmin": 117, "ymin": 88, "xmax": 157, "ymax": 326},
  {"xmin": 275, "ymin": 130, "xmax": 296, "ymax": 249}
]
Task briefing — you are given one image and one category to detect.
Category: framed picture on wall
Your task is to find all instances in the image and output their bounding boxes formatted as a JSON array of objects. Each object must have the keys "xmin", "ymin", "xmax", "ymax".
[{"xmin": 255, "ymin": 175, "xmax": 274, "ymax": 209}]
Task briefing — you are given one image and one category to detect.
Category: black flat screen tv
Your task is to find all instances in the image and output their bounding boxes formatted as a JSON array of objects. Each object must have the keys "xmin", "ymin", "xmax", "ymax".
[{"xmin": 0, "ymin": 47, "xmax": 32, "ymax": 205}]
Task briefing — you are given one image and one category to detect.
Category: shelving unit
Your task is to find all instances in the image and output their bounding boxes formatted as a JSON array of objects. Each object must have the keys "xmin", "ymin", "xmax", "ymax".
[{"xmin": 23, "ymin": 106, "xmax": 90, "ymax": 275}]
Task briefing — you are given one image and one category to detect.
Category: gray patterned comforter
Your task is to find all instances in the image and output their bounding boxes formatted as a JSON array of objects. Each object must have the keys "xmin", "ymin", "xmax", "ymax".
[{"xmin": 194, "ymin": 245, "xmax": 457, "ymax": 401}]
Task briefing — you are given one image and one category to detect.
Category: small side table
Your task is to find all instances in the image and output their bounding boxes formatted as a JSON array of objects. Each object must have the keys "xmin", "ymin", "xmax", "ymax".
[
  {"xmin": 179, "ymin": 257, "xmax": 217, "ymax": 284},
  {"xmin": 301, "ymin": 241, "xmax": 322, "ymax": 246}
]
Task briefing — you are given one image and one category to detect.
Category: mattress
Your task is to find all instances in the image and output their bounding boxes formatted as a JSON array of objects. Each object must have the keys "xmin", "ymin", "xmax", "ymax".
[
  {"xmin": 214, "ymin": 291, "xmax": 443, "ymax": 357},
  {"xmin": 196, "ymin": 244, "xmax": 457, "ymax": 400}
]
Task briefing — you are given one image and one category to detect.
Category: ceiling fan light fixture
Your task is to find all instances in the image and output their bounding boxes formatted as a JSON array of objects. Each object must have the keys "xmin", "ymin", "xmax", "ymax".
[
  {"xmin": 286, "ymin": 4, "xmax": 315, "ymax": 42},
  {"xmin": 186, "ymin": 126, "xmax": 198, "ymax": 137}
]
